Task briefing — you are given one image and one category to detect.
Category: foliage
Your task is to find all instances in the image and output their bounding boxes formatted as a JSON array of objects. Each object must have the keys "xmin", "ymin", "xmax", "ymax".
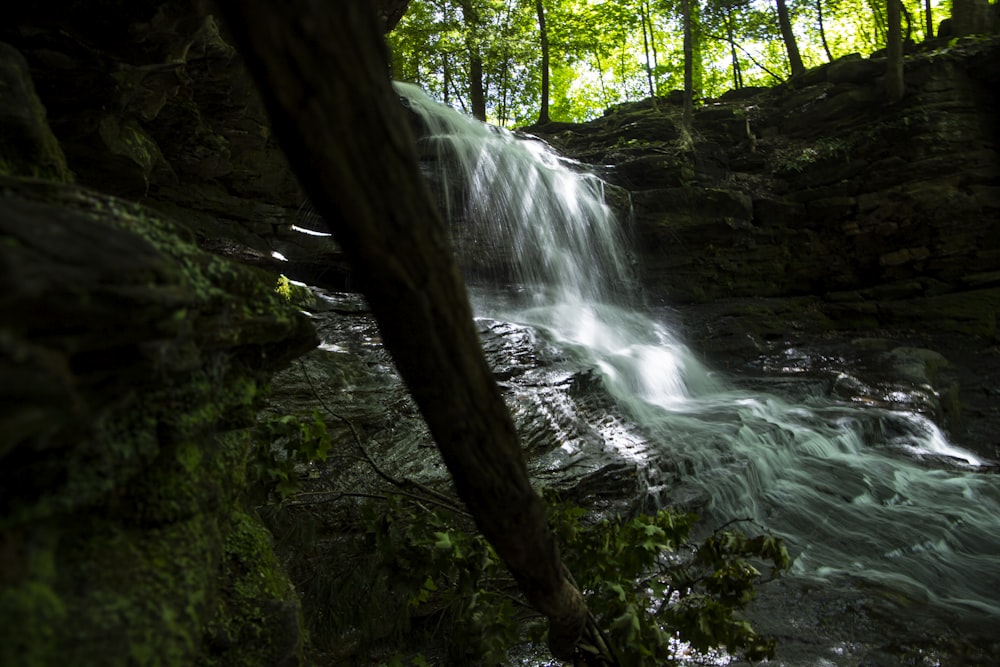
[
  {"xmin": 773, "ymin": 135, "xmax": 851, "ymax": 173},
  {"xmin": 388, "ymin": 0, "xmax": 957, "ymax": 126},
  {"xmin": 251, "ymin": 410, "xmax": 331, "ymax": 499},
  {"xmin": 358, "ymin": 491, "xmax": 791, "ymax": 666}
]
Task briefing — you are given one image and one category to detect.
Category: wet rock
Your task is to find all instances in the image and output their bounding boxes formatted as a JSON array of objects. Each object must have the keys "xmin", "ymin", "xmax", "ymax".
[{"xmin": 0, "ymin": 175, "xmax": 316, "ymax": 666}]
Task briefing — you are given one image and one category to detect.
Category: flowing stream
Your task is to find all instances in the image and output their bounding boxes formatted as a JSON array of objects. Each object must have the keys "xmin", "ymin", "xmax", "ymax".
[{"xmin": 396, "ymin": 83, "xmax": 1000, "ymax": 662}]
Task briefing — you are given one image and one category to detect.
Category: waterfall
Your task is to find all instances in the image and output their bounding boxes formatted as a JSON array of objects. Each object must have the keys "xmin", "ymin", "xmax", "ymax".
[{"xmin": 395, "ymin": 83, "xmax": 1000, "ymax": 641}]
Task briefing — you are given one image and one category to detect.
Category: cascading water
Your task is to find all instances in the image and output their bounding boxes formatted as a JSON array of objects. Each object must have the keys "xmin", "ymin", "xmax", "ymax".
[{"xmin": 397, "ymin": 82, "xmax": 1000, "ymax": 659}]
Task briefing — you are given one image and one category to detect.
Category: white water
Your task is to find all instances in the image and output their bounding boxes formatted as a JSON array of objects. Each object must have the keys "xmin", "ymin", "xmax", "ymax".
[{"xmin": 397, "ymin": 83, "xmax": 1000, "ymax": 634}]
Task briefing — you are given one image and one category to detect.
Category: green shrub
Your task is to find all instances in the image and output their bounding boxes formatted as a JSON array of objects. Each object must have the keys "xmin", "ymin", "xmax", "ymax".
[{"xmin": 360, "ymin": 492, "xmax": 790, "ymax": 666}]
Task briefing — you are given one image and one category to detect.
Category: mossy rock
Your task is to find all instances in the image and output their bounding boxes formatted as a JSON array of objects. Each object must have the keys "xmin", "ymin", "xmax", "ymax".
[
  {"xmin": 0, "ymin": 42, "xmax": 73, "ymax": 183},
  {"xmin": 201, "ymin": 511, "xmax": 304, "ymax": 667},
  {"xmin": 0, "ymin": 176, "xmax": 316, "ymax": 665}
]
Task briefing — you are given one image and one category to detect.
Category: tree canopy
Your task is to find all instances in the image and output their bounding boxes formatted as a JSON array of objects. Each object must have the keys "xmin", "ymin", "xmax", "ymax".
[{"xmin": 387, "ymin": 0, "xmax": 964, "ymax": 125}]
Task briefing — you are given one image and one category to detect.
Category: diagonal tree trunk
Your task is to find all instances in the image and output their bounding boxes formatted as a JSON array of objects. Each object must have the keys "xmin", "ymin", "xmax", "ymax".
[{"xmin": 215, "ymin": 0, "xmax": 589, "ymax": 660}]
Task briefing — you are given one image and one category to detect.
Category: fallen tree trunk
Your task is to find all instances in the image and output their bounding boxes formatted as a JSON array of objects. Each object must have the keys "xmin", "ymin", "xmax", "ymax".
[{"xmin": 216, "ymin": 0, "xmax": 590, "ymax": 660}]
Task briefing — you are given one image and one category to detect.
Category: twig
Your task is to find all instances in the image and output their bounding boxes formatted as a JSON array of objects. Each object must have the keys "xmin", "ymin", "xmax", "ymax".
[{"xmin": 297, "ymin": 359, "xmax": 470, "ymax": 517}]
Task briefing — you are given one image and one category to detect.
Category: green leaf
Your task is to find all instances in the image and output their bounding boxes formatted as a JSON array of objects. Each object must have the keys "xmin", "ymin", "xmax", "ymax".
[{"xmin": 433, "ymin": 531, "xmax": 451, "ymax": 550}]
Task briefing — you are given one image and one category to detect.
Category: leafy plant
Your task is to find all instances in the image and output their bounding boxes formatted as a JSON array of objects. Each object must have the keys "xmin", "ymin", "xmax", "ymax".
[
  {"xmin": 359, "ymin": 490, "xmax": 791, "ymax": 666},
  {"xmin": 251, "ymin": 409, "xmax": 331, "ymax": 499}
]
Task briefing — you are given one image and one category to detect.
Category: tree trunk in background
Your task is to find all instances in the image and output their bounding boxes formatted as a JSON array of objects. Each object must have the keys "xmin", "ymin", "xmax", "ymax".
[
  {"xmin": 683, "ymin": 0, "xmax": 694, "ymax": 127},
  {"xmin": 924, "ymin": 0, "xmax": 933, "ymax": 40},
  {"xmin": 640, "ymin": 1, "xmax": 657, "ymax": 100},
  {"xmin": 458, "ymin": 0, "xmax": 487, "ymax": 121},
  {"xmin": 817, "ymin": 0, "xmax": 835, "ymax": 61},
  {"xmin": 536, "ymin": 0, "xmax": 551, "ymax": 124},
  {"xmin": 726, "ymin": 10, "xmax": 743, "ymax": 88},
  {"xmin": 776, "ymin": 0, "xmax": 806, "ymax": 76},
  {"xmin": 886, "ymin": 0, "xmax": 905, "ymax": 103},
  {"xmin": 215, "ymin": 0, "xmax": 587, "ymax": 659},
  {"xmin": 690, "ymin": 0, "xmax": 704, "ymax": 99}
]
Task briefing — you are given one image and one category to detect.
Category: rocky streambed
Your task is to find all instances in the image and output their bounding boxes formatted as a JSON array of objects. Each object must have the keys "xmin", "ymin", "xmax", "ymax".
[{"xmin": 267, "ymin": 286, "xmax": 999, "ymax": 666}]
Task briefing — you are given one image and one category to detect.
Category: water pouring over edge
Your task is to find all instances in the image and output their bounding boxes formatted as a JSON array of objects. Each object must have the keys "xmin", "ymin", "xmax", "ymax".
[{"xmin": 396, "ymin": 81, "xmax": 1000, "ymax": 651}]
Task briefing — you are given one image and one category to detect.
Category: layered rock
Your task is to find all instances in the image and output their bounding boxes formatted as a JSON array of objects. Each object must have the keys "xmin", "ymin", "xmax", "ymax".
[
  {"xmin": 1, "ymin": 3, "xmax": 351, "ymax": 289},
  {"xmin": 0, "ymin": 16, "xmax": 319, "ymax": 662},
  {"xmin": 535, "ymin": 37, "xmax": 1000, "ymax": 338},
  {"xmin": 0, "ymin": 172, "xmax": 317, "ymax": 665}
]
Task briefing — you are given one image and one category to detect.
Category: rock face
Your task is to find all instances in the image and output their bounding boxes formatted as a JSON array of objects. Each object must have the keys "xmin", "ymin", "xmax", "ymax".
[
  {"xmin": 0, "ymin": 174, "xmax": 317, "ymax": 666},
  {"xmin": 0, "ymin": 7, "xmax": 320, "ymax": 662},
  {"xmin": 1, "ymin": 2, "xmax": 351, "ymax": 289},
  {"xmin": 534, "ymin": 38, "xmax": 1000, "ymax": 338}
]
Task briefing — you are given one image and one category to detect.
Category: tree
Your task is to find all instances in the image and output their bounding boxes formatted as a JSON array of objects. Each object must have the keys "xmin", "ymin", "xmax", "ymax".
[
  {"xmin": 536, "ymin": 0, "xmax": 551, "ymax": 124},
  {"xmin": 815, "ymin": 0, "xmax": 835, "ymax": 60},
  {"xmin": 775, "ymin": 0, "xmax": 805, "ymax": 75},
  {"xmin": 683, "ymin": 0, "xmax": 695, "ymax": 126},
  {"xmin": 457, "ymin": 0, "xmax": 487, "ymax": 120},
  {"xmin": 640, "ymin": 0, "xmax": 660, "ymax": 100},
  {"xmin": 215, "ymin": 0, "xmax": 596, "ymax": 660},
  {"xmin": 886, "ymin": 0, "xmax": 904, "ymax": 102}
]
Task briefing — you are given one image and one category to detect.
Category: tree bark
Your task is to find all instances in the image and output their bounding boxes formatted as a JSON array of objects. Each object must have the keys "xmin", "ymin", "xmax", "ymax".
[
  {"xmin": 886, "ymin": 0, "xmax": 905, "ymax": 103},
  {"xmin": 640, "ymin": 0, "xmax": 657, "ymax": 101},
  {"xmin": 536, "ymin": 0, "xmax": 551, "ymax": 124},
  {"xmin": 683, "ymin": 0, "xmax": 694, "ymax": 127},
  {"xmin": 726, "ymin": 10, "xmax": 742, "ymax": 89},
  {"xmin": 458, "ymin": 0, "xmax": 487, "ymax": 121},
  {"xmin": 817, "ymin": 0, "xmax": 834, "ymax": 61},
  {"xmin": 214, "ymin": 0, "xmax": 587, "ymax": 659},
  {"xmin": 775, "ymin": 0, "xmax": 806, "ymax": 76}
]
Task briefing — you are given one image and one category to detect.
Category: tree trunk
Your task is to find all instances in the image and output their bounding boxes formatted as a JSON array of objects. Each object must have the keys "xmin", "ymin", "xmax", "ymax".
[
  {"xmin": 690, "ymin": 0, "xmax": 703, "ymax": 99},
  {"xmin": 727, "ymin": 10, "xmax": 742, "ymax": 89},
  {"xmin": 817, "ymin": 0, "xmax": 834, "ymax": 61},
  {"xmin": 924, "ymin": 0, "xmax": 933, "ymax": 40},
  {"xmin": 775, "ymin": 0, "xmax": 806, "ymax": 76},
  {"xmin": 536, "ymin": 0, "xmax": 551, "ymax": 124},
  {"xmin": 458, "ymin": 0, "xmax": 487, "ymax": 121},
  {"xmin": 886, "ymin": 0, "xmax": 905, "ymax": 103},
  {"xmin": 215, "ymin": 0, "xmax": 587, "ymax": 659},
  {"xmin": 683, "ymin": 0, "xmax": 694, "ymax": 127},
  {"xmin": 640, "ymin": 0, "xmax": 657, "ymax": 101}
]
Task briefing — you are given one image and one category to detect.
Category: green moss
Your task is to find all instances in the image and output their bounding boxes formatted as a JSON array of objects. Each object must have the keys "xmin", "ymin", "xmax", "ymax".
[
  {"xmin": 200, "ymin": 511, "xmax": 304, "ymax": 667},
  {"xmin": 0, "ymin": 182, "xmax": 315, "ymax": 665},
  {"xmin": 0, "ymin": 581, "xmax": 65, "ymax": 665},
  {"xmin": 0, "ymin": 526, "xmax": 64, "ymax": 667},
  {"xmin": 275, "ymin": 274, "xmax": 317, "ymax": 309},
  {"xmin": 97, "ymin": 116, "xmax": 165, "ymax": 182},
  {"xmin": 55, "ymin": 514, "xmax": 222, "ymax": 667}
]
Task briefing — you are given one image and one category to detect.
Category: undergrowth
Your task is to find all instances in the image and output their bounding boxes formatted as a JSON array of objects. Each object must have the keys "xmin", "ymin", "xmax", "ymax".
[{"xmin": 252, "ymin": 365, "xmax": 790, "ymax": 666}]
